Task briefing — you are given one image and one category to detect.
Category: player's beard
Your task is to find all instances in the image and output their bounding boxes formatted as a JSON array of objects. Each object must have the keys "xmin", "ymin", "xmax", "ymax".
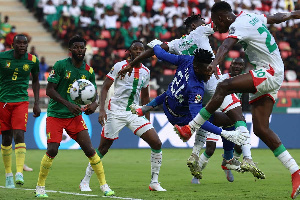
[{"xmin": 73, "ymin": 53, "xmax": 85, "ymax": 62}]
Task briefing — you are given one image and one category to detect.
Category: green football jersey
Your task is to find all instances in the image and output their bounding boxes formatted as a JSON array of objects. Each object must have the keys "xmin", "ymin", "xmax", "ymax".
[
  {"xmin": 0, "ymin": 50, "xmax": 39, "ymax": 102},
  {"xmin": 47, "ymin": 58, "xmax": 96, "ymax": 118}
]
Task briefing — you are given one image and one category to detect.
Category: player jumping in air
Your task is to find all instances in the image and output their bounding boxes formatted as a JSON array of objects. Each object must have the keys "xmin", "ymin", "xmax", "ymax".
[{"xmin": 175, "ymin": 2, "xmax": 300, "ymax": 199}]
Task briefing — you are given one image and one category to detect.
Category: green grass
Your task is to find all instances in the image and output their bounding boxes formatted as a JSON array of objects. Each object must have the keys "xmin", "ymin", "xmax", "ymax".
[{"xmin": 0, "ymin": 149, "xmax": 299, "ymax": 199}]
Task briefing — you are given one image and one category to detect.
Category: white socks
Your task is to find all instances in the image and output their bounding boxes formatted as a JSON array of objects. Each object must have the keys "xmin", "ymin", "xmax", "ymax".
[
  {"xmin": 198, "ymin": 153, "xmax": 210, "ymax": 170},
  {"xmin": 192, "ymin": 129, "xmax": 208, "ymax": 157},
  {"xmin": 189, "ymin": 114, "xmax": 206, "ymax": 131},
  {"xmin": 151, "ymin": 151, "xmax": 162, "ymax": 183},
  {"xmin": 236, "ymin": 126, "xmax": 252, "ymax": 159},
  {"xmin": 82, "ymin": 162, "xmax": 94, "ymax": 183},
  {"xmin": 277, "ymin": 150, "xmax": 299, "ymax": 174}
]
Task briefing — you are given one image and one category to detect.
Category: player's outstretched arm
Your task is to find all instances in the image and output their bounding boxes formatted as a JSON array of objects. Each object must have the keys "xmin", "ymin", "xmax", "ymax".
[
  {"xmin": 98, "ymin": 77, "xmax": 114, "ymax": 126},
  {"xmin": 266, "ymin": 10, "xmax": 300, "ymax": 24},
  {"xmin": 32, "ymin": 73, "xmax": 41, "ymax": 117},
  {"xmin": 209, "ymin": 37, "xmax": 238, "ymax": 79},
  {"xmin": 141, "ymin": 86, "xmax": 151, "ymax": 120},
  {"xmin": 153, "ymin": 45, "xmax": 180, "ymax": 66}
]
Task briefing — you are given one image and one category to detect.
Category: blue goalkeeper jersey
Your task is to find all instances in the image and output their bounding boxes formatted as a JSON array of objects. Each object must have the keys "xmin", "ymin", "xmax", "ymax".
[{"xmin": 153, "ymin": 45, "xmax": 205, "ymax": 126}]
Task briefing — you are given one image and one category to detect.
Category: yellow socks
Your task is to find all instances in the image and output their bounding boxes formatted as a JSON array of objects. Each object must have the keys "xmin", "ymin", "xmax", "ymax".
[
  {"xmin": 1, "ymin": 144, "xmax": 12, "ymax": 174},
  {"xmin": 15, "ymin": 143, "xmax": 26, "ymax": 173},
  {"xmin": 88, "ymin": 153, "xmax": 107, "ymax": 186},
  {"xmin": 37, "ymin": 154, "xmax": 54, "ymax": 186}
]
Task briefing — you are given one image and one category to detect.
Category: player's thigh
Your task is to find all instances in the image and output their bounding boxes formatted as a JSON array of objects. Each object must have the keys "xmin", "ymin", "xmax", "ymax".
[
  {"xmin": 11, "ymin": 102, "xmax": 29, "ymax": 131},
  {"xmin": 127, "ymin": 114, "xmax": 154, "ymax": 137},
  {"xmin": 65, "ymin": 115, "xmax": 88, "ymax": 141},
  {"xmin": 102, "ymin": 110, "xmax": 127, "ymax": 140},
  {"xmin": 0, "ymin": 102, "xmax": 13, "ymax": 131},
  {"xmin": 46, "ymin": 117, "xmax": 65, "ymax": 144}
]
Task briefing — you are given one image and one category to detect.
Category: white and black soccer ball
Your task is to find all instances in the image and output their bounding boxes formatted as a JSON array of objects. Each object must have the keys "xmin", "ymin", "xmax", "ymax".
[{"xmin": 69, "ymin": 79, "xmax": 96, "ymax": 105}]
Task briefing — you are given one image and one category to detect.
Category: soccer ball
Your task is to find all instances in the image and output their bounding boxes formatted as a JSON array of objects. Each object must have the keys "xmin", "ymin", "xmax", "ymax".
[{"xmin": 69, "ymin": 79, "xmax": 96, "ymax": 105}]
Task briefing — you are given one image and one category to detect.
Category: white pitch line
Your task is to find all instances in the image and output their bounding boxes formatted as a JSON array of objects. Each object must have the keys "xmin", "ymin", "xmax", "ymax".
[{"xmin": 0, "ymin": 186, "xmax": 143, "ymax": 200}]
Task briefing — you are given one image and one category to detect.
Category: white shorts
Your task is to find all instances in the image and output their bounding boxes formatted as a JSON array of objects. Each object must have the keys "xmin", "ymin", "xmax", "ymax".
[
  {"xmin": 101, "ymin": 110, "xmax": 154, "ymax": 140},
  {"xmin": 203, "ymin": 75, "xmax": 241, "ymax": 113},
  {"xmin": 206, "ymin": 132, "xmax": 220, "ymax": 142},
  {"xmin": 249, "ymin": 67, "xmax": 284, "ymax": 104}
]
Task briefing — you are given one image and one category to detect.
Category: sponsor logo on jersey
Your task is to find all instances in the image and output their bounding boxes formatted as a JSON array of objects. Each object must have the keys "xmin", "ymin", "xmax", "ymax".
[
  {"xmin": 6, "ymin": 61, "xmax": 10, "ymax": 68},
  {"xmin": 229, "ymin": 26, "xmax": 235, "ymax": 35},
  {"xmin": 23, "ymin": 64, "xmax": 30, "ymax": 71},
  {"xmin": 194, "ymin": 94, "xmax": 202, "ymax": 103}
]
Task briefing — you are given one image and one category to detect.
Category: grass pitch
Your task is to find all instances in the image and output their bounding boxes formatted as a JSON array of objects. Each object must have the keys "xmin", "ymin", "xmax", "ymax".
[{"xmin": 0, "ymin": 148, "xmax": 299, "ymax": 199}]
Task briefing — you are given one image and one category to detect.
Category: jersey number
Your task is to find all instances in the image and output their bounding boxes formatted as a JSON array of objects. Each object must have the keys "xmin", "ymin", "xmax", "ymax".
[
  {"xmin": 257, "ymin": 25, "xmax": 277, "ymax": 53},
  {"xmin": 170, "ymin": 71, "xmax": 185, "ymax": 103},
  {"xmin": 12, "ymin": 72, "xmax": 18, "ymax": 80}
]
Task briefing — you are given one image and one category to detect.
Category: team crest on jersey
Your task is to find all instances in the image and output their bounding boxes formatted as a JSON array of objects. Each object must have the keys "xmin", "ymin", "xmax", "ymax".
[
  {"xmin": 110, "ymin": 66, "xmax": 114, "ymax": 73},
  {"xmin": 229, "ymin": 27, "xmax": 235, "ymax": 35},
  {"xmin": 23, "ymin": 64, "xmax": 30, "ymax": 71},
  {"xmin": 65, "ymin": 71, "xmax": 71, "ymax": 79},
  {"xmin": 81, "ymin": 75, "xmax": 86, "ymax": 79},
  {"xmin": 6, "ymin": 61, "xmax": 10, "ymax": 68},
  {"xmin": 194, "ymin": 94, "xmax": 202, "ymax": 103}
]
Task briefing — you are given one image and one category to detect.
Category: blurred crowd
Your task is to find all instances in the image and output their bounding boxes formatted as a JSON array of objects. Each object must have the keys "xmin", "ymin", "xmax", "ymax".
[{"xmin": 1, "ymin": 0, "xmax": 300, "ymax": 86}]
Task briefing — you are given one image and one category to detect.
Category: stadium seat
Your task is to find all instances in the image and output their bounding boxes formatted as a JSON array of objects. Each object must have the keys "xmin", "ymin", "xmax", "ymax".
[
  {"xmin": 224, "ymin": 61, "xmax": 231, "ymax": 69},
  {"xmin": 278, "ymin": 41, "xmax": 291, "ymax": 51},
  {"xmin": 150, "ymin": 89, "xmax": 157, "ymax": 98},
  {"xmin": 163, "ymin": 69, "xmax": 175, "ymax": 75},
  {"xmin": 285, "ymin": 90, "xmax": 298, "ymax": 98},
  {"xmin": 228, "ymin": 50, "xmax": 240, "ymax": 58},
  {"xmin": 281, "ymin": 51, "xmax": 290, "ymax": 59},
  {"xmin": 118, "ymin": 49, "xmax": 127, "ymax": 58},
  {"xmin": 95, "ymin": 40, "xmax": 108, "ymax": 49},
  {"xmin": 160, "ymin": 31, "xmax": 172, "ymax": 40},
  {"xmin": 277, "ymin": 90, "xmax": 286, "ymax": 98},
  {"xmin": 92, "ymin": 47, "xmax": 99, "ymax": 55},
  {"xmin": 101, "ymin": 30, "xmax": 111, "ymax": 39},
  {"xmin": 116, "ymin": 21, "xmax": 121, "ymax": 29},
  {"xmin": 87, "ymin": 40, "xmax": 95, "ymax": 47}
]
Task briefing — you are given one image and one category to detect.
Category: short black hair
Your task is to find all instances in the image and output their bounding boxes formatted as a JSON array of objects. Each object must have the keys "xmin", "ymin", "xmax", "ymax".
[
  {"xmin": 126, "ymin": 40, "xmax": 144, "ymax": 52},
  {"xmin": 68, "ymin": 35, "xmax": 86, "ymax": 48},
  {"xmin": 13, "ymin": 34, "xmax": 28, "ymax": 42},
  {"xmin": 211, "ymin": 1, "xmax": 232, "ymax": 13},
  {"xmin": 184, "ymin": 13, "xmax": 204, "ymax": 29},
  {"xmin": 193, "ymin": 48, "xmax": 213, "ymax": 64}
]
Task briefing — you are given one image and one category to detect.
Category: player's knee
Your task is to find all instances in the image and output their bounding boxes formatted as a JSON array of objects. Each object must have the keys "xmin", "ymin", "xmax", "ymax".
[
  {"xmin": 206, "ymin": 142, "xmax": 216, "ymax": 156},
  {"xmin": 216, "ymin": 80, "xmax": 231, "ymax": 96},
  {"xmin": 150, "ymin": 140, "xmax": 162, "ymax": 150},
  {"xmin": 46, "ymin": 143, "xmax": 60, "ymax": 158}
]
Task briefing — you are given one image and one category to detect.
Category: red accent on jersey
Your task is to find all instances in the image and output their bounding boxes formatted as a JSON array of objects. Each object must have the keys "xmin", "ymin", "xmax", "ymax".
[
  {"xmin": 134, "ymin": 67, "xmax": 140, "ymax": 79},
  {"xmin": 141, "ymin": 66, "xmax": 149, "ymax": 73},
  {"xmin": 227, "ymin": 35, "xmax": 238, "ymax": 39},
  {"xmin": 266, "ymin": 64, "xmax": 275, "ymax": 76},
  {"xmin": 27, "ymin": 53, "xmax": 33, "ymax": 61},
  {"xmin": 222, "ymin": 94, "xmax": 241, "ymax": 112},
  {"xmin": 237, "ymin": 11, "xmax": 243, "ymax": 17},
  {"xmin": 106, "ymin": 74, "xmax": 114, "ymax": 80},
  {"xmin": 108, "ymin": 99, "xmax": 111, "ymax": 110},
  {"xmin": 85, "ymin": 64, "xmax": 90, "ymax": 72},
  {"xmin": 101, "ymin": 128, "xmax": 118, "ymax": 140}
]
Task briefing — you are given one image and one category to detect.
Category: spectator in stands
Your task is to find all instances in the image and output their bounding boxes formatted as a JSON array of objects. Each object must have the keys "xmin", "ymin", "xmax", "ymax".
[
  {"xmin": 152, "ymin": 10, "xmax": 167, "ymax": 38},
  {"xmin": 0, "ymin": 16, "xmax": 12, "ymax": 38},
  {"xmin": 5, "ymin": 26, "xmax": 17, "ymax": 48},
  {"xmin": 131, "ymin": 0, "xmax": 143, "ymax": 16},
  {"xmin": 29, "ymin": 46, "xmax": 38, "ymax": 58},
  {"xmin": 167, "ymin": 14, "xmax": 183, "ymax": 31},
  {"xmin": 188, "ymin": 0, "xmax": 200, "ymax": 15},
  {"xmin": 82, "ymin": 0, "xmax": 96, "ymax": 12},
  {"xmin": 104, "ymin": 6, "xmax": 119, "ymax": 36},
  {"xmin": 69, "ymin": 0, "xmax": 81, "ymax": 26},
  {"xmin": 39, "ymin": 56, "xmax": 49, "ymax": 80},
  {"xmin": 95, "ymin": 3, "xmax": 105, "ymax": 21},
  {"xmin": 124, "ymin": 28, "xmax": 137, "ymax": 49},
  {"xmin": 128, "ymin": 11, "xmax": 141, "ymax": 32},
  {"xmin": 79, "ymin": 11, "xmax": 92, "ymax": 30},
  {"xmin": 90, "ymin": 50, "xmax": 106, "ymax": 80},
  {"xmin": 62, "ymin": 1, "xmax": 71, "ymax": 16},
  {"xmin": 55, "ymin": 12, "xmax": 72, "ymax": 39},
  {"xmin": 164, "ymin": 0, "xmax": 177, "ymax": 20},
  {"xmin": 43, "ymin": 0, "xmax": 57, "ymax": 27},
  {"xmin": 36, "ymin": 0, "xmax": 47, "ymax": 22},
  {"xmin": 177, "ymin": 1, "xmax": 189, "ymax": 17},
  {"xmin": 109, "ymin": 29, "xmax": 125, "ymax": 49}
]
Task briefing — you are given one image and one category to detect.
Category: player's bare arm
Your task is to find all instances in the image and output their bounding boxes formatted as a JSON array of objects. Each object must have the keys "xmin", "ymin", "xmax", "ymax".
[
  {"xmin": 83, "ymin": 101, "xmax": 98, "ymax": 115},
  {"xmin": 98, "ymin": 77, "xmax": 114, "ymax": 126},
  {"xmin": 46, "ymin": 82, "xmax": 81, "ymax": 115},
  {"xmin": 209, "ymin": 37, "xmax": 238, "ymax": 79},
  {"xmin": 118, "ymin": 43, "xmax": 169, "ymax": 78},
  {"xmin": 32, "ymin": 73, "xmax": 41, "ymax": 117},
  {"xmin": 266, "ymin": 10, "xmax": 300, "ymax": 24},
  {"xmin": 140, "ymin": 86, "xmax": 151, "ymax": 120}
]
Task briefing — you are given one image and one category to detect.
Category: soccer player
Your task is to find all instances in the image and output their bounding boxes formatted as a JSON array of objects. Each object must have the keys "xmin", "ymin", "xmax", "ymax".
[
  {"xmin": 35, "ymin": 35, "xmax": 114, "ymax": 197},
  {"xmin": 118, "ymin": 14, "xmax": 263, "ymax": 182},
  {"xmin": 79, "ymin": 40, "xmax": 166, "ymax": 192},
  {"xmin": 175, "ymin": 2, "xmax": 300, "ymax": 199},
  {"xmin": 0, "ymin": 34, "xmax": 40, "ymax": 188}
]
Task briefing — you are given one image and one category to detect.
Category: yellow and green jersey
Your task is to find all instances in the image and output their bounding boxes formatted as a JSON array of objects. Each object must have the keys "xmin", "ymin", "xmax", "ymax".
[
  {"xmin": 0, "ymin": 49, "xmax": 39, "ymax": 102},
  {"xmin": 47, "ymin": 58, "xmax": 96, "ymax": 118}
]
